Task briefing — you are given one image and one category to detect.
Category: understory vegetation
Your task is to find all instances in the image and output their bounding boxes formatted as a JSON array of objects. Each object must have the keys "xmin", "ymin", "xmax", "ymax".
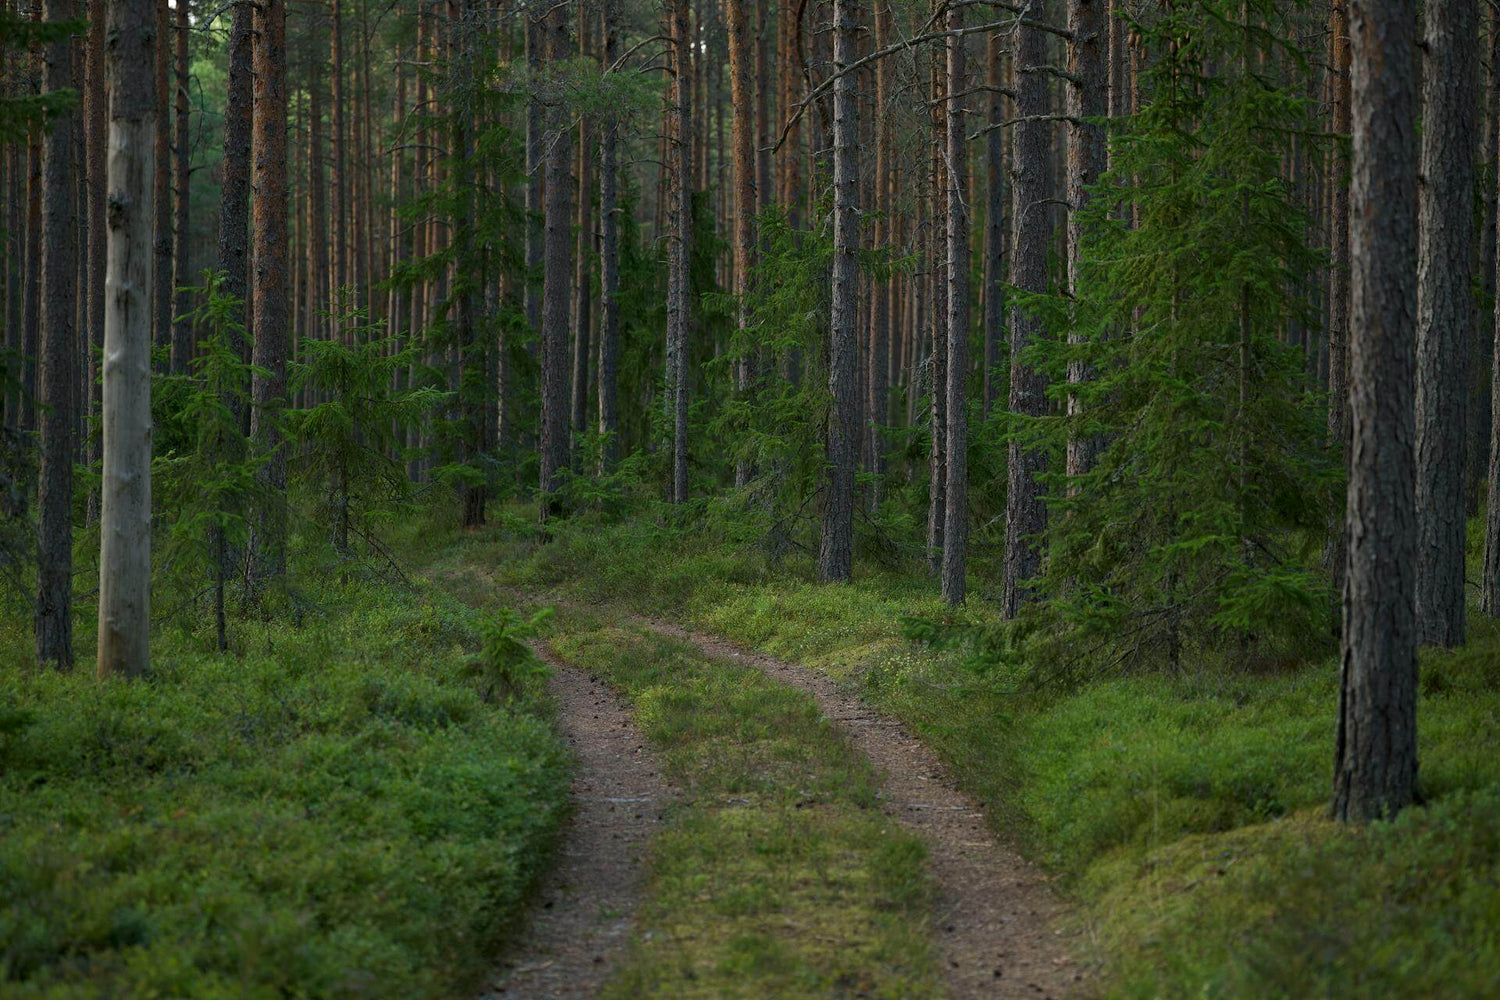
[
  {"xmin": 0, "ymin": 576, "xmax": 568, "ymax": 999},
  {"xmin": 417, "ymin": 506, "xmax": 1500, "ymax": 999}
]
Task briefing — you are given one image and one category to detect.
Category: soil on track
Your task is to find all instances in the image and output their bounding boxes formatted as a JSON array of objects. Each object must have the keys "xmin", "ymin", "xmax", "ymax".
[
  {"xmin": 639, "ymin": 618, "xmax": 1083, "ymax": 1000},
  {"xmin": 479, "ymin": 645, "xmax": 670, "ymax": 1000}
]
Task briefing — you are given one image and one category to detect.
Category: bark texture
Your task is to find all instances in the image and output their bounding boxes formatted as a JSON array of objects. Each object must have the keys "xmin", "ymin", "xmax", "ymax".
[
  {"xmin": 1414, "ymin": 0, "xmax": 1476, "ymax": 649},
  {"xmin": 1065, "ymin": 0, "xmax": 1106, "ymax": 481},
  {"xmin": 1002, "ymin": 12, "xmax": 1053, "ymax": 620},
  {"xmin": 169, "ymin": 0, "xmax": 190, "ymax": 373},
  {"xmin": 249, "ymin": 0, "xmax": 289, "ymax": 585},
  {"xmin": 817, "ymin": 0, "xmax": 859, "ymax": 583},
  {"xmin": 37, "ymin": 0, "xmax": 77, "ymax": 669},
  {"xmin": 666, "ymin": 0, "xmax": 691, "ymax": 505},
  {"xmin": 98, "ymin": 0, "xmax": 157, "ymax": 678},
  {"xmin": 538, "ymin": 1, "xmax": 574, "ymax": 512},
  {"xmin": 1333, "ymin": 0, "xmax": 1420, "ymax": 824},
  {"xmin": 1325, "ymin": 0, "xmax": 1351, "ymax": 600},
  {"xmin": 940, "ymin": 6, "xmax": 968, "ymax": 606},
  {"xmin": 597, "ymin": 0, "xmax": 621, "ymax": 471},
  {"xmin": 152, "ymin": 0, "xmax": 170, "ymax": 357}
]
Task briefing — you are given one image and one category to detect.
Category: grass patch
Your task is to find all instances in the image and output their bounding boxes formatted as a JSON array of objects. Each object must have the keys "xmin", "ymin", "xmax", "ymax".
[
  {"xmin": 420, "ymin": 509, "xmax": 1500, "ymax": 998},
  {"xmin": 0, "ymin": 578, "xmax": 569, "ymax": 999}
]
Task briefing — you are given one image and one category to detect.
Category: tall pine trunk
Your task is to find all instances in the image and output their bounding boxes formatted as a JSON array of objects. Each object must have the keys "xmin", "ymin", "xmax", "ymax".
[
  {"xmin": 248, "ymin": 0, "xmax": 289, "ymax": 587},
  {"xmin": 169, "ymin": 0, "xmax": 191, "ymax": 373},
  {"xmin": 939, "ymin": 10, "xmax": 968, "ymax": 606},
  {"xmin": 98, "ymin": 0, "xmax": 156, "ymax": 679},
  {"xmin": 597, "ymin": 0, "xmax": 621, "ymax": 472},
  {"xmin": 667, "ymin": 0, "xmax": 692, "ymax": 504},
  {"xmin": 817, "ymin": 0, "xmax": 858, "ymax": 582},
  {"xmin": 36, "ymin": 0, "xmax": 78, "ymax": 669},
  {"xmin": 1065, "ymin": 0, "xmax": 1106, "ymax": 482},
  {"xmin": 1332, "ymin": 0, "xmax": 1420, "ymax": 824},
  {"xmin": 1002, "ymin": 11, "xmax": 1054, "ymax": 619},
  {"xmin": 152, "ymin": 0, "xmax": 170, "ymax": 360},
  {"xmin": 1414, "ymin": 0, "xmax": 1477, "ymax": 648},
  {"xmin": 84, "ymin": 0, "xmax": 105, "ymax": 524},
  {"xmin": 538, "ymin": 0, "xmax": 574, "ymax": 514},
  {"xmin": 727, "ymin": 0, "xmax": 755, "ymax": 489}
]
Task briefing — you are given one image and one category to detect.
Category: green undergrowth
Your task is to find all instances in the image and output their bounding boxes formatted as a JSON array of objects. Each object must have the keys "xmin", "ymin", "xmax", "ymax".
[
  {"xmin": 419, "ymin": 509, "xmax": 1500, "ymax": 998},
  {"xmin": 0, "ymin": 578, "xmax": 569, "ymax": 1000}
]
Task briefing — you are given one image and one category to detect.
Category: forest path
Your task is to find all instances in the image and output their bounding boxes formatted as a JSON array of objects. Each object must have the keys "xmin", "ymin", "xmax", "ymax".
[
  {"xmin": 634, "ymin": 615, "xmax": 1082, "ymax": 1000},
  {"xmin": 478, "ymin": 642, "xmax": 670, "ymax": 1000}
]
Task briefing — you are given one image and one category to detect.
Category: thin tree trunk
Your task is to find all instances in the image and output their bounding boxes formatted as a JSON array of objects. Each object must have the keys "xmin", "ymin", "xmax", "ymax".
[
  {"xmin": 36, "ymin": 0, "xmax": 78, "ymax": 669},
  {"xmin": 667, "ymin": 0, "xmax": 692, "ymax": 504},
  {"xmin": 939, "ymin": 7, "xmax": 968, "ymax": 606},
  {"xmin": 169, "ymin": 0, "xmax": 191, "ymax": 373},
  {"xmin": 727, "ymin": 0, "xmax": 755, "ymax": 488},
  {"xmin": 152, "ymin": 0, "xmax": 170, "ymax": 360},
  {"xmin": 525, "ymin": 11, "xmax": 543, "ymax": 339},
  {"xmin": 98, "ymin": 0, "xmax": 156, "ymax": 678},
  {"xmin": 982, "ymin": 30, "xmax": 1004, "ymax": 419},
  {"xmin": 1414, "ymin": 0, "xmax": 1477, "ymax": 649},
  {"xmin": 598, "ymin": 0, "xmax": 620, "ymax": 472},
  {"xmin": 571, "ymin": 111, "xmax": 593, "ymax": 453},
  {"xmin": 331, "ymin": 0, "xmax": 348, "ymax": 303},
  {"xmin": 1325, "ymin": 0, "xmax": 1351, "ymax": 601},
  {"xmin": 84, "ymin": 0, "xmax": 106, "ymax": 524},
  {"xmin": 867, "ymin": 1, "xmax": 891, "ymax": 508},
  {"xmin": 818, "ymin": 0, "xmax": 858, "ymax": 583},
  {"xmin": 1001, "ymin": 9, "xmax": 1053, "ymax": 620},
  {"xmin": 455, "ymin": 0, "xmax": 484, "ymax": 527},
  {"xmin": 538, "ymin": 0, "xmax": 574, "ymax": 514},
  {"xmin": 248, "ymin": 0, "xmax": 289, "ymax": 587},
  {"xmin": 926, "ymin": 48, "xmax": 946, "ymax": 576},
  {"xmin": 1332, "ymin": 0, "xmax": 1420, "ymax": 824},
  {"xmin": 1065, "ymin": 0, "xmax": 1106, "ymax": 482}
]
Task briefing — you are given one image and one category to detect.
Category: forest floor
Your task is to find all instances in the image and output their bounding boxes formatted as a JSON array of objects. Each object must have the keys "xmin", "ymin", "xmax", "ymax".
[
  {"xmin": 412, "ymin": 508, "xmax": 1500, "ymax": 1000},
  {"xmin": 444, "ymin": 553, "xmax": 1084, "ymax": 998}
]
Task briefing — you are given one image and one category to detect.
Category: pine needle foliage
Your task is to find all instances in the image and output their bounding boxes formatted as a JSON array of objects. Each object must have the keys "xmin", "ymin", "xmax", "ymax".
[{"xmin": 1009, "ymin": 0, "xmax": 1339, "ymax": 682}]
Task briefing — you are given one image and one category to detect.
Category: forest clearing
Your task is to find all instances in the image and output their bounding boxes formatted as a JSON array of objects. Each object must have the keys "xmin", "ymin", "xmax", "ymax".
[{"xmin": 4, "ymin": 0, "xmax": 1500, "ymax": 996}]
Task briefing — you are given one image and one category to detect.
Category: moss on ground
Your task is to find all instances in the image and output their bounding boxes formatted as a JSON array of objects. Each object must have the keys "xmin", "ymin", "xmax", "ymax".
[{"xmin": 0, "ymin": 578, "xmax": 568, "ymax": 1000}]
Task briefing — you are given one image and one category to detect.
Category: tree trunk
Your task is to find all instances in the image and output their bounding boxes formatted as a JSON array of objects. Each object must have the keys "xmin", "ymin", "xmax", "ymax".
[
  {"xmin": 330, "ymin": 0, "xmax": 348, "ymax": 303},
  {"xmin": 939, "ymin": 8, "xmax": 968, "ymax": 606},
  {"xmin": 525, "ymin": 11, "xmax": 543, "ymax": 339},
  {"xmin": 926, "ymin": 49, "xmax": 946, "ymax": 577},
  {"xmin": 817, "ymin": 0, "xmax": 858, "ymax": 583},
  {"xmin": 1325, "ymin": 0, "xmax": 1351, "ymax": 601},
  {"xmin": 538, "ymin": 0, "xmax": 574, "ymax": 513},
  {"xmin": 982, "ymin": 30, "xmax": 1005, "ymax": 419},
  {"xmin": 1065, "ymin": 0, "xmax": 1106, "ymax": 482},
  {"xmin": 36, "ymin": 0, "xmax": 77, "ymax": 669},
  {"xmin": 219, "ymin": 0, "xmax": 252, "ymax": 340},
  {"xmin": 169, "ymin": 0, "xmax": 190, "ymax": 373},
  {"xmin": 454, "ymin": 0, "xmax": 484, "ymax": 527},
  {"xmin": 84, "ymin": 0, "xmax": 106, "ymax": 524},
  {"xmin": 1001, "ymin": 10, "xmax": 1054, "ymax": 620},
  {"xmin": 597, "ymin": 0, "xmax": 620, "ymax": 472},
  {"xmin": 571, "ymin": 112, "xmax": 593, "ymax": 454},
  {"xmin": 248, "ymin": 0, "xmax": 289, "ymax": 586},
  {"xmin": 667, "ymin": 0, "xmax": 692, "ymax": 504},
  {"xmin": 1414, "ymin": 0, "xmax": 1477, "ymax": 649},
  {"xmin": 152, "ymin": 0, "xmax": 170, "ymax": 360},
  {"xmin": 868, "ymin": 1, "xmax": 892, "ymax": 507},
  {"xmin": 727, "ymin": 0, "xmax": 755, "ymax": 489},
  {"xmin": 1332, "ymin": 0, "xmax": 1420, "ymax": 824},
  {"xmin": 98, "ymin": 0, "xmax": 156, "ymax": 679}
]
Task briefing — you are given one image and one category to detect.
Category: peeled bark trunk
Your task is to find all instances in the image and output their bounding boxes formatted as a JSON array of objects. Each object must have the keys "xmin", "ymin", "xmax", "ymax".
[
  {"xmin": 939, "ymin": 8, "xmax": 968, "ymax": 606},
  {"xmin": 1414, "ymin": 0, "xmax": 1476, "ymax": 649},
  {"xmin": 1002, "ymin": 11, "xmax": 1054, "ymax": 620},
  {"xmin": 538, "ymin": 0, "xmax": 574, "ymax": 513},
  {"xmin": 597, "ymin": 0, "xmax": 621, "ymax": 472},
  {"xmin": 98, "ymin": 0, "xmax": 156, "ymax": 679},
  {"xmin": 169, "ymin": 0, "xmax": 190, "ymax": 373},
  {"xmin": 1065, "ymin": 0, "xmax": 1106, "ymax": 482},
  {"xmin": 37, "ymin": 0, "xmax": 78, "ymax": 669},
  {"xmin": 1332, "ymin": 0, "xmax": 1419, "ymax": 824},
  {"xmin": 248, "ymin": 0, "xmax": 289, "ymax": 586},
  {"xmin": 817, "ymin": 0, "xmax": 858, "ymax": 583}
]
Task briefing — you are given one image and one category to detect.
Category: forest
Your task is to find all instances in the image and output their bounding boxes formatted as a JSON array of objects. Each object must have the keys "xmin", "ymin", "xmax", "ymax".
[{"xmin": 3, "ymin": 0, "xmax": 1499, "ymax": 996}]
